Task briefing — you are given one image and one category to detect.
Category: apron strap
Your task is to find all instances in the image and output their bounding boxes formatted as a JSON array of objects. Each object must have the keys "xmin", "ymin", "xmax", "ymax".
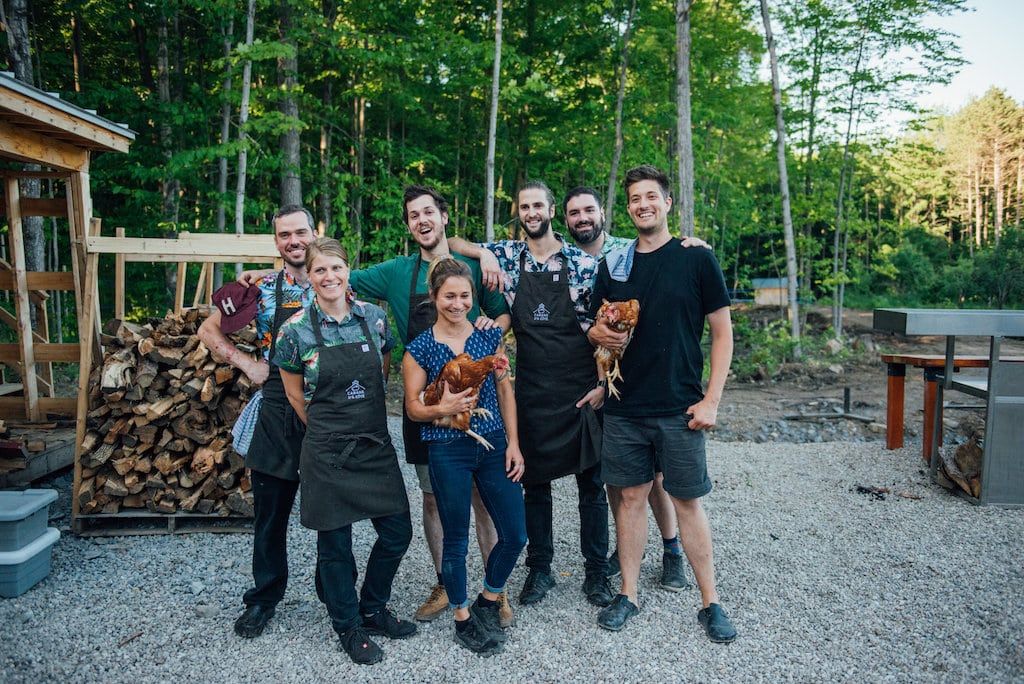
[{"xmin": 268, "ymin": 270, "xmax": 286, "ymax": 360}]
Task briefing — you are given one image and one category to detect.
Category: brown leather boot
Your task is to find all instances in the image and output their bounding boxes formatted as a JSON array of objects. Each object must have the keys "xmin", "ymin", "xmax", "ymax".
[
  {"xmin": 414, "ymin": 584, "xmax": 448, "ymax": 622},
  {"xmin": 497, "ymin": 590, "xmax": 514, "ymax": 628}
]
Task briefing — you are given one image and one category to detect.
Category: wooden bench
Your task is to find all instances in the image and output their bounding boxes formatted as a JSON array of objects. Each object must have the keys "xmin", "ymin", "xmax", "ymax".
[{"xmin": 880, "ymin": 354, "xmax": 1007, "ymax": 462}]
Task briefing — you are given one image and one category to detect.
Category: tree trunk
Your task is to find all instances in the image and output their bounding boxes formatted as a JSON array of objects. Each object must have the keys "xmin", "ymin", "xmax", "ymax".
[
  {"xmin": 70, "ymin": 12, "xmax": 84, "ymax": 92},
  {"xmin": 234, "ymin": 0, "xmax": 256, "ymax": 278},
  {"xmin": 1016, "ymin": 147, "xmax": 1022, "ymax": 227},
  {"xmin": 157, "ymin": 14, "xmax": 180, "ymax": 299},
  {"xmin": 993, "ymin": 139, "xmax": 1002, "ymax": 245},
  {"xmin": 484, "ymin": 0, "xmax": 503, "ymax": 242},
  {"xmin": 831, "ymin": 32, "xmax": 865, "ymax": 337},
  {"xmin": 277, "ymin": 2, "xmax": 301, "ymax": 206},
  {"xmin": 319, "ymin": 80, "xmax": 332, "ymax": 237},
  {"xmin": 127, "ymin": 2, "xmax": 156, "ymax": 92},
  {"xmin": 2, "ymin": 0, "xmax": 45, "ymax": 274},
  {"xmin": 760, "ymin": 0, "xmax": 801, "ymax": 354},
  {"xmin": 350, "ymin": 90, "xmax": 366, "ymax": 266},
  {"xmin": 605, "ymin": 0, "xmax": 637, "ymax": 235},
  {"xmin": 674, "ymin": 0, "xmax": 695, "ymax": 237},
  {"xmin": 974, "ymin": 164, "xmax": 982, "ymax": 247},
  {"xmin": 214, "ymin": 18, "xmax": 233, "ymax": 292}
]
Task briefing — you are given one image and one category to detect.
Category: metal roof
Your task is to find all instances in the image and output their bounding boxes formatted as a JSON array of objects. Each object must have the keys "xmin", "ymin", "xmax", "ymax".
[{"xmin": 0, "ymin": 71, "xmax": 136, "ymax": 142}]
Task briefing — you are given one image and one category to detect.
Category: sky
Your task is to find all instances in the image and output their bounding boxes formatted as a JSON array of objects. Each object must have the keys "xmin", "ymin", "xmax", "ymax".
[{"xmin": 916, "ymin": 0, "xmax": 1024, "ymax": 113}]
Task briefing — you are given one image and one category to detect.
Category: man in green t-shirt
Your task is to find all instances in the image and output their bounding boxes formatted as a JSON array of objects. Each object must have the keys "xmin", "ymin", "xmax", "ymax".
[{"xmin": 346, "ymin": 188, "xmax": 514, "ymax": 630}]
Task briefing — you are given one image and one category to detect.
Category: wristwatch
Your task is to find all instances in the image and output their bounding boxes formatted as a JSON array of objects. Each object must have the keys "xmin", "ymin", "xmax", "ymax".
[{"xmin": 597, "ymin": 379, "xmax": 608, "ymax": 391}]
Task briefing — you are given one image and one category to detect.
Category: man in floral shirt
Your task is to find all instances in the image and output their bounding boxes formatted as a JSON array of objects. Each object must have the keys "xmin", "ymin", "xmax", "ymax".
[{"xmin": 450, "ymin": 181, "xmax": 614, "ymax": 609}]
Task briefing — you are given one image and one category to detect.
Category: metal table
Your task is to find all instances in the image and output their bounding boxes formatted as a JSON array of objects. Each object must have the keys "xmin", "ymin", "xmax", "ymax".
[{"xmin": 873, "ymin": 308, "xmax": 1024, "ymax": 507}]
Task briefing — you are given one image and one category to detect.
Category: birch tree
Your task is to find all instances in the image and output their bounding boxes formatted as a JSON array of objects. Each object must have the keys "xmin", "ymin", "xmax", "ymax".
[
  {"xmin": 675, "ymin": 0, "xmax": 695, "ymax": 237},
  {"xmin": 234, "ymin": 0, "xmax": 256, "ymax": 278},
  {"xmin": 605, "ymin": 0, "xmax": 637, "ymax": 234},
  {"xmin": 484, "ymin": 0, "xmax": 503, "ymax": 242},
  {"xmin": 760, "ymin": 0, "xmax": 801, "ymax": 353}
]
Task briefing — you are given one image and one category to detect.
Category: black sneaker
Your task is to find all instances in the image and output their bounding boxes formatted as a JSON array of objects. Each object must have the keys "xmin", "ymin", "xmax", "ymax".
[
  {"xmin": 697, "ymin": 603, "xmax": 737, "ymax": 643},
  {"xmin": 518, "ymin": 569, "xmax": 557, "ymax": 605},
  {"xmin": 582, "ymin": 573, "xmax": 615, "ymax": 607},
  {"xmin": 454, "ymin": 615, "xmax": 504, "ymax": 656},
  {"xmin": 660, "ymin": 552, "xmax": 690, "ymax": 592},
  {"xmin": 469, "ymin": 598, "xmax": 507, "ymax": 644},
  {"xmin": 597, "ymin": 594, "xmax": 639, "ymax": 631},
  {"xmin": 233, "ymin": 604, "xmax": 275, "ymax": 638},
  {"xmin": 361, "ymin": 607, "xmax": 418, "ymax": 640},
  {"xmin": 606, "ymin": 550, "xmax": 621, "ymax": 579},
  {"xmin": 337, "ymin": 626, "xmax": 384, "ymax": 665}
]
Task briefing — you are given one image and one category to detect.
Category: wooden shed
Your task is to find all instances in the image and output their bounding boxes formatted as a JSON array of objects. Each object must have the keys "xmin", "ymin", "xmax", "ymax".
[{"xmin": 0, "ymin": 70, "xmax": 134, "ymax": 482}]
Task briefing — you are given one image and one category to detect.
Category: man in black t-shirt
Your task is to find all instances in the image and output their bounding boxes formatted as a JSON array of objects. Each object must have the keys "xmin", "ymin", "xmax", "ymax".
[{"xmin": 587, "ymin": 165, "xmax": 737, "ymax": 643}]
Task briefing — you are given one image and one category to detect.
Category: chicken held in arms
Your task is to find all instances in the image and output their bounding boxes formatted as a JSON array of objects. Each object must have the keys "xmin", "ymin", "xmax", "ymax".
[
  {"xmin": 594, "ymin": 299, "xmax": 639, "ymax": 400},
  {"xmin": 420, "ymin": 353, "xmax": 510, "ymax": 450}
]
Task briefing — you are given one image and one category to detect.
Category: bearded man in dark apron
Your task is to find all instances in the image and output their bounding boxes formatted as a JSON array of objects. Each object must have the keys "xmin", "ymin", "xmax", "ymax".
[
  {"xmin": 198, "ymin": 205, "xmax": 315, "ymax": 639},
  {"xmin": 449, "ymin": 181, "xmax": 615, "ymax": 608}
]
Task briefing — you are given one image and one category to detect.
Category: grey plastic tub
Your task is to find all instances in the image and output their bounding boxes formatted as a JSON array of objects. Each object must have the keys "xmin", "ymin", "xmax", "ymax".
[
  {"xmin": 0, "ymin": 527, "xmax": 59, "ymax": 598},
  {"xmin": 0, "ymin": 489, "xmax": 58, "ymax": 552}
]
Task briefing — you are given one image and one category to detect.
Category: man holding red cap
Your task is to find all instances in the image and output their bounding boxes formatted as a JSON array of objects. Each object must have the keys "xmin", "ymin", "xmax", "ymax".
[{"xmin": 199, "ymin": 204, "xmax": 316, "ymax": 639}]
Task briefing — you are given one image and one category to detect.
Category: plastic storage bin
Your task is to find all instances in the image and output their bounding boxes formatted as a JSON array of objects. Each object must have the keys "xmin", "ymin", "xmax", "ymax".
[
  {"xmin": 0, "ymin": 527, "xmax": 59, "ymax": 598},
  {"xmin": 0, "ymin": 489, "xmax": 58, "ymax": 552}
]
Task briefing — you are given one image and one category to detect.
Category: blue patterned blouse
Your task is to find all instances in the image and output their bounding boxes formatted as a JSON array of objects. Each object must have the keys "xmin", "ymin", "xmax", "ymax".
[{"xmin": 406, "ymin": 327, "xmax": 505, "ymax": 442}]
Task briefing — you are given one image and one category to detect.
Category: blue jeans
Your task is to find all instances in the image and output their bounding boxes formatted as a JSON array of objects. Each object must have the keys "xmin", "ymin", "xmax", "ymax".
[{"xmin": 428, "ymin": 432, "xmax": 527, "ymax": 609}]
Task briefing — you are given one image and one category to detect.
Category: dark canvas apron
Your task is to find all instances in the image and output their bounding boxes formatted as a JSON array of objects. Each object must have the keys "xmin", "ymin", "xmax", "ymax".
[
  {"xmin": 246, "ymin": 273, "xmax": 306, "ymax": 480},
  {"xmin": 299, "ymin": 307, "xmax": 409, "ymax": 531},
  {"xmin": 401, "ymin": 257, "xmax": 437, "ymax": 465},
  {"xmin": 511, "ymin": 251, "xmax": 601, "ymax": 485}
]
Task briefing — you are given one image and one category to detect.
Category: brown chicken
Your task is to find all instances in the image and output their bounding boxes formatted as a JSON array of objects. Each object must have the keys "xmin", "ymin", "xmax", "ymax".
[
  {"xmin": 420, "ymin": 353, "xmax": 510, "ymax": 450},
  {"xmin": 594, "ymin": 299, "xmax": 640, "ymax": 400}
]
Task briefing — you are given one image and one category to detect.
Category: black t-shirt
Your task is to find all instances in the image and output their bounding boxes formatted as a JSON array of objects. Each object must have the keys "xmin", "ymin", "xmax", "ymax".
[{"xmin": 589, "ymin": 239, "xmax": 731, "ymax": 417}]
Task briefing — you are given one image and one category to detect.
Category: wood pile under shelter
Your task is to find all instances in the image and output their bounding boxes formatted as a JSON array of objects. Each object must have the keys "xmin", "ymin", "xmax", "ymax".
[{"xmin": 79, "ymin": 309, "xmax": 257, "ymax": 517}]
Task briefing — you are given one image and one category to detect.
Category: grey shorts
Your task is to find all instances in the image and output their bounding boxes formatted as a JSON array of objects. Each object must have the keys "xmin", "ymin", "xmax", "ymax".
[
  {"xmin": 415, "ymin": 463, "xmax": 433, "ymax": 494},
  {"xmin": 602, "ymin": 414, "xmax": 712, "ymax": 500}
]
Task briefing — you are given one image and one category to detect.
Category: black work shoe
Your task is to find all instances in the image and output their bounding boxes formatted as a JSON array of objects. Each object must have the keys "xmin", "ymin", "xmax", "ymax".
[
  {"xmin": 660, "ymin": 552, "xmax": 690, "ymax": 592},
  {"xmin": 582, "ymin": 573, "xmax": 615, "ymax": 607},
  {"xmin": 454, "ymin": 615, "xmax": 504, "ymax": 656},
  {"xmin": 338, "ymin": 626, "xmax": 384, "ymax": 665},
  {"xmin": 698, "ymin": 603, "xmax": 737, "ymax": 643},
  {"xmin": 518, "ymin": 569, "xmax": 557, "ymax": 605},
  {"xmin": 606, "ymin": 550, "xmax": 621, "ymax": 579},
  {"xmin": 597, "ymin": 593, "xmax": 639, "ymax": 631},
  {"xmin": 469, "ymin": 598, "xmax": 507, "ymax": 644},
  {"xmin": 233, "ymin": 604, "xmax": 275, "ymax": 638},
  {"xmin": 362, "ymin": 607, "xmax": 418, "ymax": 640}
]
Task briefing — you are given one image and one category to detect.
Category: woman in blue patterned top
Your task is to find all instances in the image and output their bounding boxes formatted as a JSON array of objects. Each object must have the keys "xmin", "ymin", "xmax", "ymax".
[{"xmin": 404, "ymin": 257, "xmax": 526, "ymax": 656}]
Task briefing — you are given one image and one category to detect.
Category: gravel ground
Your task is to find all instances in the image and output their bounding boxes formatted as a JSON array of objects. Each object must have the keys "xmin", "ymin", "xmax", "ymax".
[{"xmin": 2, "ymin": 418, "xmax": 1022, "ymax": 683}]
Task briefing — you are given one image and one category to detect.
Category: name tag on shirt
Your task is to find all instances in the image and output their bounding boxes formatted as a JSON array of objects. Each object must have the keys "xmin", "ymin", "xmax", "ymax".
[
  {"xmin": 361, "ymin": 344, "xmax": 370, "ymax": 352},
  {"xmin": 552, "ymin": 274, "xmax": 560, "ymax": 282}
]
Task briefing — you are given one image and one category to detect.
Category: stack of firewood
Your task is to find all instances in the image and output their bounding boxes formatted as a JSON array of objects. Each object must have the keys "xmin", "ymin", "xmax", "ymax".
[{"xmin": 78, "ymin": 308, "xmax": 258, "ymax": 517}]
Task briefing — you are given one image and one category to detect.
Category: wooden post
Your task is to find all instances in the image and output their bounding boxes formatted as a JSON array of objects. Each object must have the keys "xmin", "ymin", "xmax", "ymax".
[
  {"xmin": 5, "ymin": 177, "xmax": 40, "ymax": 420},
  {"xmin": 72, "ymin": 222, "xmax": 101, "ymax": 526},
  {"xmin": 174, "ymin": 261, "xmax": 187, "ymax": 313},
  {"xmin": 922, "ymin": 368, "xmax": 941, "ymax": 464},
  {"xmin": 885, "ymin": 363, "xmax": 905, "ymax": 450},
  {"xmin": 115, "ymin": 227, "xmax": 125, "ymax": 319},
  {"xmin": 191, "ymin": 263, "xmax": 209, "ymax": 308}
]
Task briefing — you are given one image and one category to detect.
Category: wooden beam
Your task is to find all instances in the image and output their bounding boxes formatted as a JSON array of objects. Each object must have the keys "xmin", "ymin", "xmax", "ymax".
[
  {"xmin": 0, "ymin": 343, "xmax": 80, "ymax": 362},
  {"xmin": 192, "ymin": 263, "xmax": 209, "ymax": 308},
  {"xmin": 0, "ymin": 196, "xmax": 67, "ymax": 218},
  {"xmin": 0, "ymin": 87, "xmax": 132, "ymax": 153},
  {"xmin": 86, "ymin": 235, "xmax": 280, "ymax": 260},
  {"xmin": 0, "ymin": 120, "xmax": 89, "ymax": 170},
  {"xmin": 115, "ymin": 227, "xmax": 125, "ymax": 320},
  {"xmin": 5, "ymin": 177, "xmax": 39, "ymax": 420},
  {"xmin": 0, "ymin": 397, "xmax": 76, "ymax": 418},
  {"xmin": 0, "ymin": 170, "xmax": 71, "ymax": 180},
  {"xmin": 0, "ymin": 271, "xmax": 76, "ymax": 291},
  {"xmin": 33, "ymin": 297, "xmax": 53, "ymax": 398}
]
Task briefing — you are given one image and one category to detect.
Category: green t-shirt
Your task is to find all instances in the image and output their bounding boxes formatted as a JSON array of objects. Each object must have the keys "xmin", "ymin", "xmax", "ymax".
[{"xmin": 349, "ymin": 253, "xmax": 509, "ymax": 344}]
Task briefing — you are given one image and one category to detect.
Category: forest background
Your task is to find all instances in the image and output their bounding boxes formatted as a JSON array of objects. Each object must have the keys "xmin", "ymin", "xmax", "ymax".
[{"xmin": 2, "ymin": 0, "xmax": 1022, "ymax": 365}]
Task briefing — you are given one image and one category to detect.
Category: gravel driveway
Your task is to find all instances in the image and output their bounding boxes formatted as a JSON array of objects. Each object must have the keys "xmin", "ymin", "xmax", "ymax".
[{"xmin": 2, "ymin": 418, "xmax": 1021, "ymax": 683}]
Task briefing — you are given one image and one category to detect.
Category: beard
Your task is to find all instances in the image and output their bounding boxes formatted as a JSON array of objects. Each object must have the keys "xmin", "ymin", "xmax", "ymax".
[
  {"xmin": 520, "ymin": 217, "xmax": 551, "ymax": 239},
  {"xmin": 569, "ymin": 218, "xmax": 604, "ymax": 246},
  {"xmin": 283, "ymin": 254, "xmax": 307, "ymax": 268}
]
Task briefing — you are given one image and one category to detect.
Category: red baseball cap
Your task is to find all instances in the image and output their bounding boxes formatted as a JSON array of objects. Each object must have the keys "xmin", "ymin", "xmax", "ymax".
[{"xmin": 212, "ymin": 282, "xmax": 260, "ymax": 334}]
